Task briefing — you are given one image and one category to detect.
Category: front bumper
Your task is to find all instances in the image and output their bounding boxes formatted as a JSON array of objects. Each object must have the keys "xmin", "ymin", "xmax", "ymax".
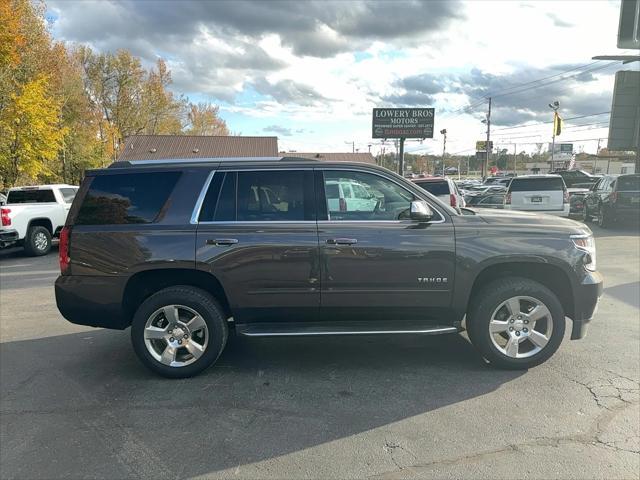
[
  {"xmin": 0, "ymin": 229, "xmax": 19, "ymax": 247},
  {"xmin": 570, "ymin": 270, "xmax": 603, "ymax": 340}
]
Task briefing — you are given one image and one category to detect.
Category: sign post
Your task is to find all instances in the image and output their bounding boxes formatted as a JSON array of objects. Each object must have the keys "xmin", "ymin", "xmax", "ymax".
[{"xmin": 372, "ymin": 108, "xmax": 435, "ymax": 176}]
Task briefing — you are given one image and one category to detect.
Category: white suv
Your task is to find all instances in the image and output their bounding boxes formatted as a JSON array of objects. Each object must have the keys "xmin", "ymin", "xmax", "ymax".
[
  {"xmin": 412, "ymin": 177, "xmax": 466, "ymax": 208},
  {"xmin": 504, "ymin": 175, "xmax": 569, "ymax": 216}
]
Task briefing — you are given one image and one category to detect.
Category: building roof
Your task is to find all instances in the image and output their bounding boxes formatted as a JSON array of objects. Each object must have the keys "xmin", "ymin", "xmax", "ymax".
[
  {"xmin": 118, "ymin": 135, "xmax": 278, "ymax": 161},
  {"xmin": 287, "ymin": 152, "xmax": 376, "ymax": 164}
]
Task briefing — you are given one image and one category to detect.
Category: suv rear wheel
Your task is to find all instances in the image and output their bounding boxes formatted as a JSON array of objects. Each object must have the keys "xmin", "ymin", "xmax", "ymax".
[
  {"xmin": 467, "ymin": 277, "xmax": 565, "ymax": 369},
  {"xmin": 131, "ymin": 286, "xmax": 228, "ymax": 378},
  {"xmin": 24, "ymin": 225, "xmax": 51, "ymax": 256}
]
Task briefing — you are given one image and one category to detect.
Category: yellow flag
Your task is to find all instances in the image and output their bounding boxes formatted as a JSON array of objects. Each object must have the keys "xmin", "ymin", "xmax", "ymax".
[{"xmin": 553, "ymin": 112, "xmax": 563, "ymax": 136}]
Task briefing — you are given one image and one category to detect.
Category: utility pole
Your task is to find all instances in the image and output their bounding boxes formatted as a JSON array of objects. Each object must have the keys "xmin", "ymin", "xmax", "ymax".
[
  {"xmin": 513, "ymin": 143, "xmax": 517, "ymax": 175},
  {"xmin": 485, "ymin": 97, "xmax": 491, "ymax": 178},
  {"xmin": 548, "ymin": 100, "xmax": 560, "ymax": 170},
  {"xmin": 344, "ymin": 141, "xmax": 355, "ymax": 153},
  {"xmin": 440, "ymin": 129, "xmax": 447, "ymax": 176}
]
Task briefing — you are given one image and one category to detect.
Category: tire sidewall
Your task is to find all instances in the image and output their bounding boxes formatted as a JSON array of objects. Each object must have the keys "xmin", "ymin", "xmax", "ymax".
[
  {"xmin": 25, "ymin": 226, "xmax": 51, "ymax": 256},
  {"xmin": 468, "ymin": 278, "xmax": 566, "ymax": 369},
  {"xmin": 130, "ymin": 287, "xmax": 227, "ymax": 378}
]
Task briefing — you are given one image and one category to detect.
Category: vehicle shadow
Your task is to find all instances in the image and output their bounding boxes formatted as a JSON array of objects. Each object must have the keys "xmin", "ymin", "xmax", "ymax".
[
  {"xmin": 0, "ymin": 328, "xmax": 524, "ymax": 479},
  {"xmin": 604, "ymin": 281, "xmax": 640, "ymax": 309}
]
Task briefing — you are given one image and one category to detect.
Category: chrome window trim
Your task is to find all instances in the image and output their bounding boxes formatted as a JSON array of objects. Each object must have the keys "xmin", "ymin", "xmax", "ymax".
[
  {"xmin": 190, "ymin": 170, "xmax": 216, "ymax": 224},
  {"xmin": 199, "ymin": 220, "xmax": 317, "ymax": 225},
  {"xmin": 191, "ymin": 166, "xmax": 448, "ymax": 225}
]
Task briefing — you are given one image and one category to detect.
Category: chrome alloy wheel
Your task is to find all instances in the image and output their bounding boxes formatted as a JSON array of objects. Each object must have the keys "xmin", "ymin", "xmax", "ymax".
[
  {"xmin": 488, "ymin": 296, "xmax": 553, "ymax": 359},
  {"xmin": 34, "ymin": 232, "xmax": 48, "ymax": 250},
  {"xmin": 143, "ymin": 305, "xmax": 208, "ymax": 367}
]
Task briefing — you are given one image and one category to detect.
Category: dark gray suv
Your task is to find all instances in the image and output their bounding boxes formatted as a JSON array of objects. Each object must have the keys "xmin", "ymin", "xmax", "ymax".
[{"xmin": 55, "ymin": 157, "xmax": 602, "ymax": 378}]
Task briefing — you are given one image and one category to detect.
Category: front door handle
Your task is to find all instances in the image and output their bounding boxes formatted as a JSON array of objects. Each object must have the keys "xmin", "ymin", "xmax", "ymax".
[
  {"xmin": 326, "ymin": 238, "xmax": 358, "ymax": 245},
  {"xmin": 206, "ymin": 238, "xmax": 239, "ymax": 246}
]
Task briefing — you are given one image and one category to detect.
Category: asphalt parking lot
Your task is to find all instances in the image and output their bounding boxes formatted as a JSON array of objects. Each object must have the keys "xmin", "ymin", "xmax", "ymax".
[{"xmin": 0, "ymin": 224, "xmax": 638, "ymax": 479}]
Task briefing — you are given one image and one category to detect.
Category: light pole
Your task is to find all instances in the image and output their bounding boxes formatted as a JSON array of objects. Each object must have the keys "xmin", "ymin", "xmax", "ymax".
[
  {"xmin": 440, "ymin": 128, "xmax": 447, "ymax": 176},
  {"xmin": 548, "ymin": 100, "xmax": 560, "ymax": 170}
]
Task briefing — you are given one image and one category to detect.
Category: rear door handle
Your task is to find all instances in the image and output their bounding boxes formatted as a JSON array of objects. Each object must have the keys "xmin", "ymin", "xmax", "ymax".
[
  {"xmin": 326, "ymin": 238, "xmax": 358, "ymax": 245},
  {"xmin": 206, "ymin": 238, "xmax": 239, "ymax": 246}
]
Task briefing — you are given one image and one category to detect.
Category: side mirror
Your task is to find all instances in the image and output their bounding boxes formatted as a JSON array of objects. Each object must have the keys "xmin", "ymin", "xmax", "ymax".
[{"xmin": 410, "ymin": 200, "xmax": 434, "ymax": 222}]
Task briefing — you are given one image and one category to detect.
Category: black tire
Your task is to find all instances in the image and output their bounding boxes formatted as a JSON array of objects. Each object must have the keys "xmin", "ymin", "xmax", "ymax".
[
  {"xmin": 130, "ymin": 286, "xmax": 228, "ymax": 378},
  {"xmin": 466, "ymin": 277, "xmax": 565, "ymax": 370},
  {"xmin": 23, "ymin": 225, "xmax": 51, "ymax": 256},
  {"xmin": 597, "ymin": 205, "xmax": 613, "ymax": 228},
  {"xmin": 582, "ymin": 204, "xmax": 591, "ymax": 223}
]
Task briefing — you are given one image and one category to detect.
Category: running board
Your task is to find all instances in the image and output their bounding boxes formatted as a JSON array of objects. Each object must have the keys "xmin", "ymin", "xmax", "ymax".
[{"xmin": 236, "ymin": 321, "xmax": 459, "ymax": 337}]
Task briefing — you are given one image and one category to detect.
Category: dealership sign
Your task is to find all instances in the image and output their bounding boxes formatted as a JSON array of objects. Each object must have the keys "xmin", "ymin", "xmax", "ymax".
[{"xmin": 372, "ymin": 108, "xmax": 435, "ymax": 139}]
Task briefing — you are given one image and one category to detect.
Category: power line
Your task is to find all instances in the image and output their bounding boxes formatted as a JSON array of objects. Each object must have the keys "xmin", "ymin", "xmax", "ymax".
[
  {"xmin": 492, "ymin": 111, "xmax": 611, "ymax": 132},
  {"xmin": 492, "ymin": 122, "xmax": 609, "ymax": 140},
  {"xmin": 486, "ymin": 62, "xmax": 618, "ymax": 100},
  {"xmin": 480, "ymin": 60, "xmax": 604, "ymax": 98}
]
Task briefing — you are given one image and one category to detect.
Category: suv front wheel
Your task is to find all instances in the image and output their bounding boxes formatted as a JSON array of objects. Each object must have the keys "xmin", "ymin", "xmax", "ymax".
[
  {"xmin": 467, "ymin": 277, "xmax": 565, "ymax": 369},
  {"xmin": 131, "ymin": 286, "xmax": 228, "ymax": 378}
]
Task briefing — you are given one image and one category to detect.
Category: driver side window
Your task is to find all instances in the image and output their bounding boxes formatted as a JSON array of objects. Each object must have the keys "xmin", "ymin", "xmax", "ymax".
[{"xmin": 323, "ymin": 170, "xmax": 415, "ymax": 221}]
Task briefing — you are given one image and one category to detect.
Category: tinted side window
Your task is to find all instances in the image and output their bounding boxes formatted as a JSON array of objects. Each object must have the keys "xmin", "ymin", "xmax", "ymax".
[
  {"xmin": 237, "ymin": 171, "xmax": 310, "ymax": 221},
  {"xmin": 215, "ymin": 172, "xmax": 237, "ymax": 221},
  {"xmin": 324, "ymin": 170, "xmax": 414, "ymax": 221},
  {"xmin": 509, "ymin": 178, "xmax": 564, "ymax": 192},
  {"xmin": 76, "ymin": 172, "xmax": 180, "ymax": 225},
  {"xmin": 59, "ymin": 188, "xmax": 78, "ymax": 203},
  {"xmin": 617, "ymin": 176, "xmax": 640, "ymax": 191},
  {"xmin": 414, "ymin": 181, "xmax": 449, "ymax": 196},
  {"xmin": 7, "ymin": 189, "xmax": 56, "ymax": 203}
]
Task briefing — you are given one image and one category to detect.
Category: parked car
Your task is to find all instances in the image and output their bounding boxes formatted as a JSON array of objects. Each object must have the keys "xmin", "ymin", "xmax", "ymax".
[
  {"xmin": 465, "ymin": 193, "xmax": 505, "ymax": 209},
  {"xmin": 412, "ymin": 176, "xmax": 466, "ymax": 208},
  {"xmin": 56, "ymin": 157, "xmax": 602, "ymax": 378},
  {"xmin": 583, "ymin": 174, "xmax": 640, "ymax": 228},
  {"xmin": 464, "ymin": 185, "xmax": 507, "ymax": 197},
  {"xmin": 504, "ymin": 175, "xmax": 569, "ymax": 216},
  {"xmin": 550, "ymin": 169, "xmax": 601, "ymax": 189},
  {"xmin": 0, "ymin": 184, "xmax": 78, "ymax": 254},
  {"xmin": 567, "ymin": 188, "xmax": 590, "ymax": 218},
  {"xmin": 484, "ymin": 177, "xmax": 512, "ymax": 188}
]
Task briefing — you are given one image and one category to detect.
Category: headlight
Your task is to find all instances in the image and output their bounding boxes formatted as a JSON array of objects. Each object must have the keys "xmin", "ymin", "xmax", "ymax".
[{"xmin": 571, "ymin": 234, "xmax": 596, "ymax": 272}]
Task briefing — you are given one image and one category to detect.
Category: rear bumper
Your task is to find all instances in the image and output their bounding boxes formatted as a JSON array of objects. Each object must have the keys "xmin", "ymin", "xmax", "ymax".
[
  {"xmin": 55, "ymin": 275, "xmax": 129, "ymax": 329},
  {"xmin": 505, "ymin": 205, "xmax": 570, "ymax": 217},
  {"xmin": 570, "ymin": 270, "xmax": 603, "ymax": 340},
  {"xmin": 0, "ymin": 229, "xmax": 19, "ymax": 247}
]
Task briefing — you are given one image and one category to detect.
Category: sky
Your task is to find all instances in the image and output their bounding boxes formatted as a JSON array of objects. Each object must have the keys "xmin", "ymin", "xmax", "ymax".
[{"xmin": 46, "ymin": 0, "xmax": 637, "ymax": 157}]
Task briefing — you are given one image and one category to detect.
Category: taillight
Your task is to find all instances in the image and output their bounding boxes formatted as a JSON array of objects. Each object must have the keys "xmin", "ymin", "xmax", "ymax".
[
  {"xmin": 450, "ymin": 193, "xmax": 457, "ymax": 207},
  {"xmin": 505, "ymin": 193, "xmax": 511, "ymax": 205},
  {"xmin": 0, "ymin": 207, "xmax": 11, "ymax": 226},
  {"xmin": 563, "ymin": 190, "xmax": 570, "ymax": 204},
  {"xmin": 610, "ymin": 192, "xmax": 617, "ymax": 203},
  {"xmin": 339, "ymin": 197, "xmax": 347, "ymax": 212},
  {"xmin": 59, "ymin": 226, "xmax": 71, "ymax": 275}
]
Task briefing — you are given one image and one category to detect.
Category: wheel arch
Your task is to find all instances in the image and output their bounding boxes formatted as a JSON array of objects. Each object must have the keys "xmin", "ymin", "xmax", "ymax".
[
  {"xmin": 27, "ymin": 217, "xmax": 53, "ymax": 234},
  {"xmin": 467, "ymin": 261, "xmax": 575, "ymax": 320},
  {"xmin": 122, "ymin": 268, "xmax": 232, "ymax": 325}
]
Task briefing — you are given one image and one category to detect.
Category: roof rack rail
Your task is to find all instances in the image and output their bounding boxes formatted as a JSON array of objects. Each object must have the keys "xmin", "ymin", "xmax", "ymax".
[{"xmin": 108, "ymin": 156, "xmax": 321, "ymax": 167}]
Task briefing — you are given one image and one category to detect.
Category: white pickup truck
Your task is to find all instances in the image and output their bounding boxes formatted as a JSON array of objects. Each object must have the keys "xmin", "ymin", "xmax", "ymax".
[{"xmin": 0, "ymin": 184, "xmax": 78, "ymax": 256}]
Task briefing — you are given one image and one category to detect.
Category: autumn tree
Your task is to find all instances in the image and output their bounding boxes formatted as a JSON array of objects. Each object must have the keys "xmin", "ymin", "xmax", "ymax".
[
  {"xmin": 0, "ymin": 76, "xmax": 65, "ymax": 185},
  {"xmin": 185, "ymin": 102, "xmax": 229, "ymax": 136}
]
